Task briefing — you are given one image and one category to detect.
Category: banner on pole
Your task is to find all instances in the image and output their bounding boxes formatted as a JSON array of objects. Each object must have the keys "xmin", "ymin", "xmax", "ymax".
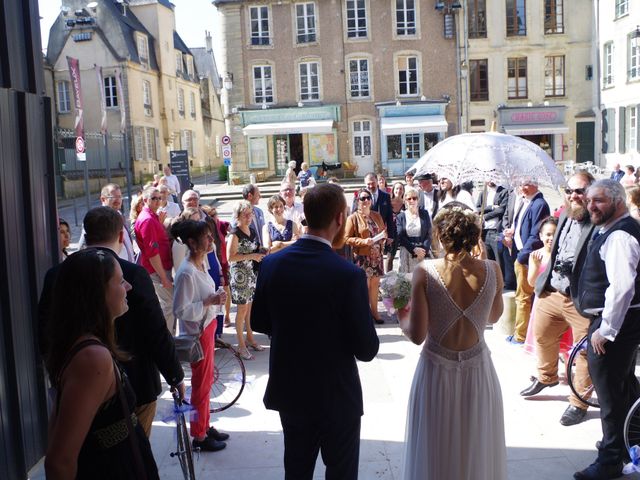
[
  {"xmin": 67, "ymin": 56, "xmax": 86, "ymax": 161},
  {"xmin": 95, "ymin": 64, "xmax": 107, "ymax": 135},
  {"xmin": 115, "ymin": 69, "xmax": 126, "ymax": 134}
]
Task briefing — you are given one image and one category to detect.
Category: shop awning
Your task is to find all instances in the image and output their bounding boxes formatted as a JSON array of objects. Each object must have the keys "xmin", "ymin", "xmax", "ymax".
[
  {"xmin": 503, "ymin": 124, "xmax": 569, "ymax": 135},
  {"xmin": 380, "ymin": 115, "xmax": 449, "ymax": 135},
  {"xmin": 242, "ymin": 120, "xmax": 334, "ymax": 136}
]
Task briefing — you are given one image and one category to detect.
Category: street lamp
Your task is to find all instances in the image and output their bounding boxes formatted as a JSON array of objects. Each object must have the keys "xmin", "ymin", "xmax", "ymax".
[{"xmin": 223, "ymin": 72, "xmax": 233, "ymax": 91}]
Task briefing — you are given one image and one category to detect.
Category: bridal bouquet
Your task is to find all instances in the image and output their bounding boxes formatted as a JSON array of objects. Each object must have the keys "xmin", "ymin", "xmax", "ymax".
[{"xmin": 379, "ymin": 271, "xmax": 412, "ymax": 314}]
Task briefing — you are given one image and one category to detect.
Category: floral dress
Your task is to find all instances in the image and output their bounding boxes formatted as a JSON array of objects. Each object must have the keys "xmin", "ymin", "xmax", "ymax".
[
  {"xmin": 230, "ymin": 227, "xmax": 260, "ymax": 305},
  {"xmin": 354, "ymin": 216, "xmax": 385, "ymax": 278}
]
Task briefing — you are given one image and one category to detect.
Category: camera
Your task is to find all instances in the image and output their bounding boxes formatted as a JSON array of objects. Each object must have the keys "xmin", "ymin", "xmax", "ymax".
[{"xmin": 553, "ymin": 260, "xmax": 573, "ymax": 276}]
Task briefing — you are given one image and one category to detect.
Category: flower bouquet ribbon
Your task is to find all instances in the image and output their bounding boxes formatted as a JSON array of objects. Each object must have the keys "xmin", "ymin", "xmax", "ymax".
[
  {"xmin": 379, "ymin": 271, "xmax": 412, "ymax": 314},
  {"xmin": 623, "ymin": 445, "xmax": 640, "ymax": 474}
]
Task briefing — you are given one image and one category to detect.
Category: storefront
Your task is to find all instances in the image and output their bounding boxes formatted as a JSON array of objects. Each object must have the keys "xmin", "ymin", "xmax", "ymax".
[
  {"xmin": 239, "ymin": 105, "xmax": 340, "ymax": 176},
  {"xmin": 498, "ymin": 106, "xmax": 569, "ymax": 161},
  {"xmin": 378, "ymin": 102, "xmax": 449, "ymax": 176}
]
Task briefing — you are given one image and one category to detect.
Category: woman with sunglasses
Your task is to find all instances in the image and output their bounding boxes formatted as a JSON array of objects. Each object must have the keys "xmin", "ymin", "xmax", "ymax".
[
  {"xmin": 344, "ymin": 188, "xmax": 387, "ymax": 323},
  {"xmin": 396, "ymin": 186, "xmax": 432, "ymax": 273},
  {"xmin": 386, "ymin": 182, "xmax": 406, "ymax": 272}
]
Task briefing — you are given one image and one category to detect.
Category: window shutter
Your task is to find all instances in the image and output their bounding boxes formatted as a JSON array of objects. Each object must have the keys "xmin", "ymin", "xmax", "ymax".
[
  {"xmin": 608, "ymin": 108, "xmax": 616, "ymax": 153},
  {"xmin": 602, "ymin": 109, "xmax": 609, "ymax": 154},
  {"xmin": 619, "ymin": 106, "xmax": 626, "ymax": 154},
  {"xmin": 191, "ymin": 131, "xmax": 196, "ymax": 157},
  {"xmin": 155, "ymin": 129, "xmax": 162, "ymax": 160}
]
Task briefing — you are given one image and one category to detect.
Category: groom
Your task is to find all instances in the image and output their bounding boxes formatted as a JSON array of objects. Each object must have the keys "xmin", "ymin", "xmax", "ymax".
[{"xmin": 252, "ymin": 183, "xmax": 379, "ymax": 479}]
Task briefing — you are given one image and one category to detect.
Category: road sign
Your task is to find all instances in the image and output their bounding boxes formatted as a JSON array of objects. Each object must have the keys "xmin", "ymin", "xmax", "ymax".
[
  {"xmin": 223, "ymin": 158, "xmax": 231, "ymax": 166},
  {"xmin": 222, "ymin": 146, "xmax": 232, "ymax": 158},
  {"xmin": 221, "ymin": 135, "xmax": 231, "ymax": 145},
  {"xmin": 75, "ymin": 136, "xmax": 86, "ymax": 161}
]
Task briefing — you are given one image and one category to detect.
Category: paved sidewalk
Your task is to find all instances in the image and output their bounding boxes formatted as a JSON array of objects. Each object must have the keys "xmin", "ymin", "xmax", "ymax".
[{"xmin": 149, "ymin": 318, "xmax": 640, "ymax": 480}]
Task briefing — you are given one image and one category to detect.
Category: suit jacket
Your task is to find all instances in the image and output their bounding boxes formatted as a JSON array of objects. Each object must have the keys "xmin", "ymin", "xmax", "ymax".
[
  {"xmin": 396, "ymin": 209, "xmax": 432, "ymax": 256},
  {"xmin": 419, "ymin": 188, "xmax": 439, "ymax": 219},
  {"xmin": 514, "ymin": 192, "xmax": 550, "ymax": 264},
  {"xmin": 251, "ymin": 238, "xmax": 379, "ymax": 419},
  {"xmin": 611, "ymin": 170, "xmax": 624, "ymax": 182},
  {"xmin": 534, "ymin": 212, "xmax": 595, "ymax": 300},
  {"xmin": 476, "ymin": 186, "xmax": 509, "ymax": 232},
  {"xmin": 501, "ymin": 188, "xmax": 518, "ymax": 230},
  {"xmin": 38, "ymin": 248, "xmax": 184, "ymax": 406},
  {"xmin": 252, "ymin": 206, "xmax": 265, "ymax": 245}
]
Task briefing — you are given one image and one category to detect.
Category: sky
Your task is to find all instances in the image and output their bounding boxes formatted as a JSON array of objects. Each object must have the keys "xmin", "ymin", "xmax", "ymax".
[{"xmin": 38, "ymin": 0, "xmax": 221, "ymax": 53}]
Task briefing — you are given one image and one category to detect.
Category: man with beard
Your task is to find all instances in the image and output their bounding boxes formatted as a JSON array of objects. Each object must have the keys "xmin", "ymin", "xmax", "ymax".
[
  {"xmin": 573, "ymin": 179, "xmax": 640, "ymax": 480},
  {"xmin": 520, "ymin": 172, "xmax": 595, "ymax": 427},
  {"xmin": 252, "ymin": 183, "xmax": 379, "ymax": 479}
]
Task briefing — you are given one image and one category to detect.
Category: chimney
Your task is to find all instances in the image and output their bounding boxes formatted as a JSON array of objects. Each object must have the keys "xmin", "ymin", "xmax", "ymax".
[{"xmin": 205, "ymin": 30, "xmax": 212, "ymax": 53}]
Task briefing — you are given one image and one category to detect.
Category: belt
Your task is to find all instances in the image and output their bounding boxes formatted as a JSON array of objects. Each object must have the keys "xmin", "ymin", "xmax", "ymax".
[{"xmin": 548, "ymin": 287, "xmax": 570, "ymax": 298}]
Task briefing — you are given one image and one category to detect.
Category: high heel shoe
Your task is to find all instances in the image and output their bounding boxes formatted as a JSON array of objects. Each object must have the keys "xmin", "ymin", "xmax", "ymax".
[
  {"xmin": 248, "ymin": 343, "xmax": 265, "ymax": 352},
  {"xmin": 237, "ymin": 346, "xmax": 254, "ymax": 360}
]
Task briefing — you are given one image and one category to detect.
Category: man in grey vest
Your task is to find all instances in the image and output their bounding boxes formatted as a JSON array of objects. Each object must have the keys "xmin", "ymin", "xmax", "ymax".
[
  {"xmin": 520, "ymin": 172, "xmax": 595, "ymax": 427},
  {"xmin": 573, "ymin": 179, "xmax": 640, "ymax": 480}
]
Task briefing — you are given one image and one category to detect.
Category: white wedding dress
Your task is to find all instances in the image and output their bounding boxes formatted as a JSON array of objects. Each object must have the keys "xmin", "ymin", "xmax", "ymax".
[{"xmin": 402, "ymin": 260, "xmax": 507, "ymax": 480}]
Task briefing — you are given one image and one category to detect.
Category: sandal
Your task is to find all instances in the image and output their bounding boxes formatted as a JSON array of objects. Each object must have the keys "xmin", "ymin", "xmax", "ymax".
[
  {"xmin": 248, "ymin": 343, "xmax": 265, "ymax": 352},
  {"xmin": 237, "ymin": 346, "xmax": 254, "ymax": 360}
]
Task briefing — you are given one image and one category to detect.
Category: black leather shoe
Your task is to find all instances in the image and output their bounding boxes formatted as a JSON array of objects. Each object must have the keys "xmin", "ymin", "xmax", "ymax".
[
  {"xmin": 560, "ymin": 405, "xmax": 588, "ymax": 426},
  {"xmin": 206, "ymin": 427, "xmax": 230, "ymax": 441},
  {"xmin": 374, "ymin": 317, "xmax": 384, "ymax": 324},
  {"xmin": 193, "ymin": 437, "xmax": 226, "ymax": 452},
  {"xmin": 520, "ymin": 378, "xmax": 559, "ymax": 397},
  {"xmin": 573, "ymin": 462, "xmax": 623, "ymax": 479}
]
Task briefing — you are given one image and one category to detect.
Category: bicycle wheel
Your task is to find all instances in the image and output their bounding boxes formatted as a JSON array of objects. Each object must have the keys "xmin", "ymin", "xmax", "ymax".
[
  {"xmin": 175, "ymin": 410, "xmax": 197, "ymax": 480},
  {"xmin": 625, "ymin": 397, "xmax": 640, "ymax": 451},
  {"xmin": 210, "ymin": 344, "xmax": 246, "ymax": 413},
  {"xmin": 566, "ymin": 335, "xmax": 599, "ymax": 408}
]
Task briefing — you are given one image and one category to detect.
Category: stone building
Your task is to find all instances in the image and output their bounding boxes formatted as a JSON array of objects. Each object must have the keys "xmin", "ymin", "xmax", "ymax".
[
  {"xmin": 213, "ymin": 0, "xmax": 461, "ymax": 181},
  {"xmin": 461, "ymin": 0, "xmax": 596, "ymax": 164},
  {"xmin": 596, "ymin": 0, "xmax": 640, "ymax": 169},
  {"xmin": 45, "ymin": 0, "xmax": 216, "ymax": 184}
]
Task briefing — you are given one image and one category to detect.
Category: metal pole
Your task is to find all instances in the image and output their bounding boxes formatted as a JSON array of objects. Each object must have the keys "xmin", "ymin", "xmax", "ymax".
[
  {"xmin": 123, "ymin": 131, "xmax": 133, "ymax": 214},
  {"xmin": 104, "ymin": 133, "xmax": 111, "ymax": 182},
  {"xmin": 83, "ymin": 158, "xmax": 90, "ymax": 213}
]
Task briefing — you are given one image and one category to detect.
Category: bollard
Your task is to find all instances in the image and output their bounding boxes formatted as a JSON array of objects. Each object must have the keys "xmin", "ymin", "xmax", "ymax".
[
  {"xmin": 495, "ymin": 291, "xmax": 516, "ymax": 336},
  {"xmin": 249, "ymin": 173, "xmax": 256, "ymax": 184}
]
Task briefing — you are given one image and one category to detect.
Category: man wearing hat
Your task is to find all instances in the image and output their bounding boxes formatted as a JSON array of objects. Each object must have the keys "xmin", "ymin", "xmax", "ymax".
[{"xmin": 416, "ymin": 173, "xmax": 439, "ymax": 219}]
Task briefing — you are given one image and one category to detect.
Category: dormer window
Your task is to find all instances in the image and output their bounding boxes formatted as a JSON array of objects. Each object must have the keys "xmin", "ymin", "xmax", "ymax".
[
  {"xmin": 137, "ymin": 34, "xmax": 149, "ymax": 68},
  {"xmin": 176, "ymin": 51, "xmax": 183, "ymax": 74},
  {"xmin": 186, "ymin": 57, "xmax": 194, "ymax": 78}
]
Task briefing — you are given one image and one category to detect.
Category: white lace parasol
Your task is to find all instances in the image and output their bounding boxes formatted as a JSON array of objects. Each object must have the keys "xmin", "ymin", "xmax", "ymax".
[{"xmin": 409, "ymin": 132, "xmax": 566, "ymax": 189}]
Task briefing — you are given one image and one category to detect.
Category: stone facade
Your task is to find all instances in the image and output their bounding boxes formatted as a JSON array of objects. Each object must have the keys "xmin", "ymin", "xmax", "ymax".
[{"xmin": 214, "ymin": 0, "xmax": 460, "ymax": 181}]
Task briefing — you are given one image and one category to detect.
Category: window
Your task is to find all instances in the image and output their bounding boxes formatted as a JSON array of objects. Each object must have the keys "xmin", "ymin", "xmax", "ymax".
[
  {"xmin": 146, "ymin": 128, "xmax": 156, "ymax": 161},
  {"xmin": 182, "ymin": 130, "xmax": 195, "ymax": 157},
  {"xmin": 507, "ymin": 57, "xmax": 527, "ymax": 99},
  {"xmin": 248, "ymin": 136, "xmax": 268, "ymax": 168},
  {"xmin": 104, "ymin": 76, "xmax": 118, "ymax": 108},
  {"xmin": 352, "ymin": 120, "xmax": 371, "ymax": 157},
  {"xmin": 134, "ymin": 127, "xmax": 145, "ymax": 160},
  {"xmin": 299, "ymin": 61, "xmax": 320, "ymax": 101},
  {"xmin": 190, "ymin": 91, "xmax": 196, "ymax": 118},
  {"xmin": 506, "ymin": 0, "xmax": 526, "ymax": 37},
  {"xmin": 544, "ymin": 0, "xmax": 563, "ymax": 34},
  {"xmin": 176, "ymin": 52, "xmax": 183, "ymax": 73},
  {"xmin": 469, "ymin": 59, "xmax": 488, "ymax": 101},
  {"xmin": 406, "ymin": 134, "xmax": 421, "ymax": 161},
  {"xmin": 296, "ymin": 3, "xmax": 316, "ymax": 43},
  {"xmin": 397, "ymin": 55, "xmax": 418, "ymax": 96},
  {"xmin": 186, "ymin": 57, "xmax": 194, "ymax": 78},
  {"xmin": 615, "ymin": 0, "xmax": 628, "ymax": 18},
  {"xmin": 253, "ymin": 65, "xmax": 273, "ymax": 104},
  {"xmin": 396, "ymin": 0, "xmax": 416, "ymax": 36},
  {"xmin": 250, "ymin": 6, "xmax": 270, "ymax": 45},
  {"xmin": 628, "ymin": 106, "xmax": 637, "ymax": 152},
  {"xmin": 387, "ymin": 135, "xmax": 402, "ymax": 160},
  {"xmin": 177, "ymin": 88, "xmax": 185, "ymax": 116},
  {"xmin": 603, "ymin": 42, "xmax": 614, "ymax": 87},
  {"xmin": 544, "ymin": 55, "xmax": 565, "ymax": 97},
  {"xmin": 346, "ymin": 0, "xmax": 367, "ymax": 39},
  {"xmin": 137, "ymin": 34, "xmax": 149, "ymax": 66},
  {"xmin": 142, "ymin": 80, "xmax": 152, "ymax": 116},
  {"xmin": 349, "ymin": 58, "xmax": 370, "ymax": 98},
  {"xmin": 56, "ymin": 80, "xmax": 70, "ymax": 113},
  {"xmin": 468, "ymin": 0, "xmax": 487, "ymax": 38},
  {"xmin": 629, "ymin": 34, "xmax": 640, "ymax": 80}
]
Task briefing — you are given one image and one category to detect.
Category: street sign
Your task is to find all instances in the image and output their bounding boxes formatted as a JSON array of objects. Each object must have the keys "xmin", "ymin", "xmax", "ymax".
[
  {"xmin": 223, "ymin": 158, "xmax": 231, "ymax": 166},
  {"xmin": 222, "ymin": 147, "xmax": 232, "ymax": 158},
  {"xmin": 169, "ymin": 150, "xmax": 191, "ymax": 196},
  {"xmin": 221, "ymin": 135, "xmax": 231, "ymax": 145},
  {"xmin": 75, "ymin": 136, "xmax": 86, "ymax": 161}
]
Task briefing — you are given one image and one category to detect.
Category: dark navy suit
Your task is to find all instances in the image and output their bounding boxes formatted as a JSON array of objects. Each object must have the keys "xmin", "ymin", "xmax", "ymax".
[{"xmin": 252, "ymin": 237, "xmax": 379, "ymax": 479}]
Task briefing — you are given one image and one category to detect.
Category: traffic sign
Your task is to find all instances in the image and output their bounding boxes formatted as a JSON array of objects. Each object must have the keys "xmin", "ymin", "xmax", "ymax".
[
  {"xmin": 223, "ymin": 158, "xmax": 231, "ymax": 166},
  {"xmin": 222, "ymin": 147, "xmax": 232, "ymax": 158},
  {"xmin": 76, "ymin": 136, "xmax": 86, "ymax": 161},
  {"xmin": 221, "ymin": 135, "xmax": 231, "ymax": 145}
]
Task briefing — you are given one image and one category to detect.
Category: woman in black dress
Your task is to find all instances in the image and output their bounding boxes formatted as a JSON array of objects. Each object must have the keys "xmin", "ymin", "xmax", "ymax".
[{"xmin": 45, "ymin": 249, "xmax": 159, "ymax": 479}]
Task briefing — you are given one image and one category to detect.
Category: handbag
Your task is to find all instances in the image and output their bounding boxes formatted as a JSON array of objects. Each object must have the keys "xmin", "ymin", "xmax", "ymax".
[{"xmin": 173, "ymin": 334, "xmax": 204, "ymax": 364}]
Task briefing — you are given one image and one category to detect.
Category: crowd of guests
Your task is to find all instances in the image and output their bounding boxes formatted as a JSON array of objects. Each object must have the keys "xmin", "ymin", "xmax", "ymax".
[{"xmin": 43, "ymin": 159, "xmax": 640, "ymax": 479}]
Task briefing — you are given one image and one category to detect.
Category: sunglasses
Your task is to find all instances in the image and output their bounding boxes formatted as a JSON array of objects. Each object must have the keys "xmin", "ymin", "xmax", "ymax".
[
  {"xmin": 150, "ymin": 196, "xmax": 161, "ymax": 201},
  {"xmin": 406, "ymin": 196, "xmax": 418, "ymax": 201},
  {"xmin": 358, "ymin": 196, "xmax": 371, "ymax": 202},
  {"xmin": 564, "ymin": 187, "xmax": 586, "ymax": 196}
]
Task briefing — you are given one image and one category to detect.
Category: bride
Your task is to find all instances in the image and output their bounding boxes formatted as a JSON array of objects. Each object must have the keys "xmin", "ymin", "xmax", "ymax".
[{"xmin": 398, "ymin": 207, "xmax": 507, "ymax": 480}]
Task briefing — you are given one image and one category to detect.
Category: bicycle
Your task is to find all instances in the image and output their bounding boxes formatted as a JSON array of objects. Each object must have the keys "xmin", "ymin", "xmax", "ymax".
[
  {"xmin": 211, "ymin": 338, "xmax": 246, "ymax": 413},
  {"xmin": 565, "ymin": 335, "xmax": 599, "ymax": 408},
  {"xmin": 169, "ymin": 388, "xmax": 197, "ymax": 480}
]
